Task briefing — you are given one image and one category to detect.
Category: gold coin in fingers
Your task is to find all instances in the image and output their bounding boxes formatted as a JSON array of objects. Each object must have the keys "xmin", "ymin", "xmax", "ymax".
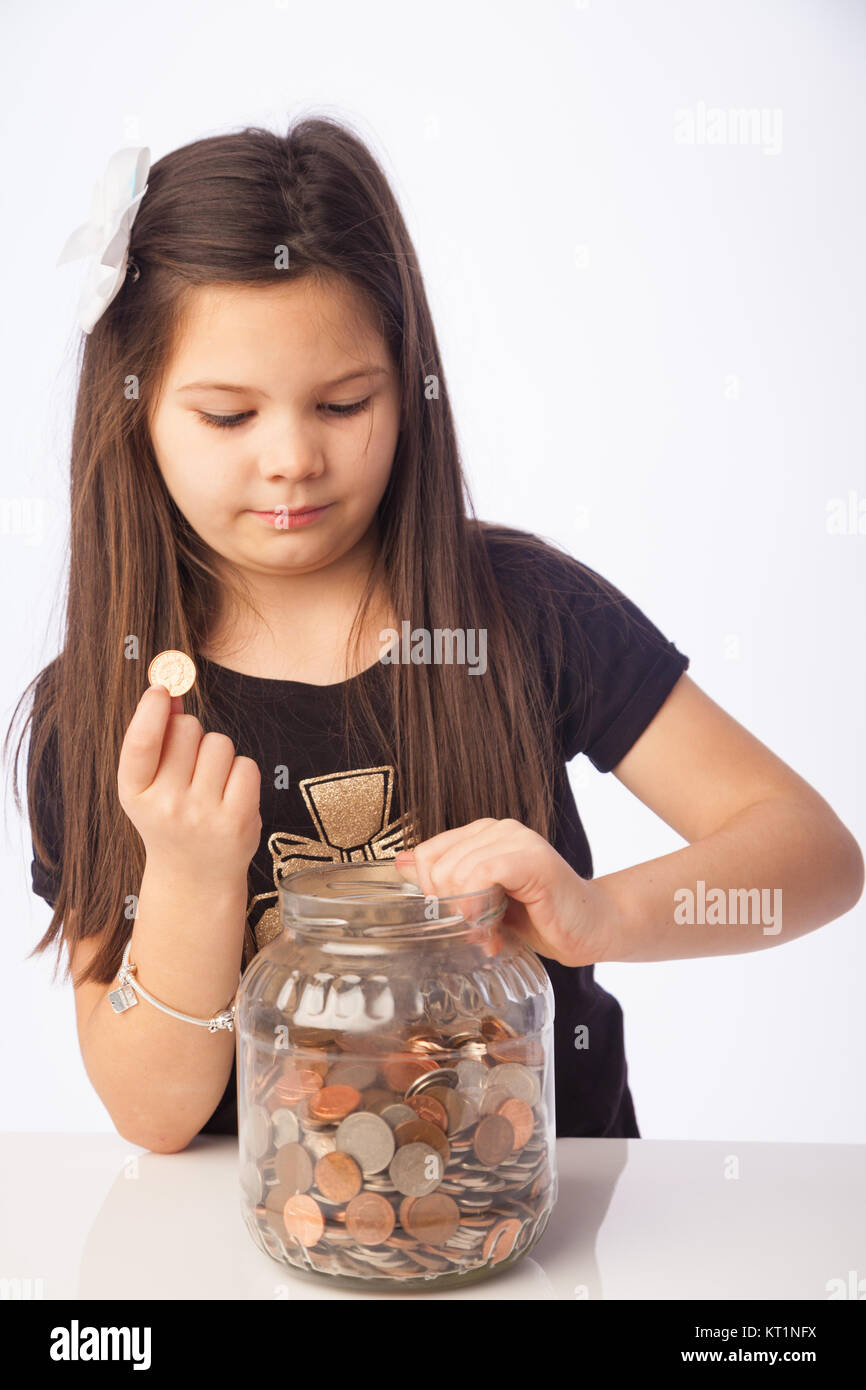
[{"xmin": 148, "ymin": 650, "xmax": 197, "ymax": 697}]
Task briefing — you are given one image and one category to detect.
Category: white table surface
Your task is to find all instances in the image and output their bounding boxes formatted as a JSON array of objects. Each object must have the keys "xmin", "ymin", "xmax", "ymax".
[{"xmin": 1, "ymin": 1133, "xmax": 862, "ymax": 1300}]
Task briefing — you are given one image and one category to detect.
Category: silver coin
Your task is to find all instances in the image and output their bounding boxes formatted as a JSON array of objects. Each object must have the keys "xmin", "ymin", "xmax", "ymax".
[
  {"xmin": 388, "ymin": 1141, "xmax": 445, "ymax": 1196},
  {"xmin": 271, "ymin": 1107, "xmax": 300, "ymax": 1146},
  {"xmin": 442, "ymin": 1088, "xmax": 480, "ymax": 1134},
  {"xmin": 325, "ymin": 1058, "xmax": 379, "ymax": 1090},
  {"xmin": 479, "ymin": 1087, "xmax": 510, "ymax": 1116},
  {"xmin": 335, "ymin": 1110, "xmax": 396, "ymax": 1174},
  {"xmin": 380, "ymin": 1103, "xmax": 417, "ymax": 1129},
  {"xmin": 303, "ymin": 1130, "xmax": 338, "ymax": 1160},
  {"xmin": 245, "ymin": 1103, "xmax": 273, "ymax": 1159},
  {"xmin": 239, "ymin": 1160, "xmax": 263, "ymax": 1204},
  {"xmin": 484, "ymin": 1062, "xmax": 541, "ymax": 1106},
  {"xmin": 456, "ymin": 1059, "xmax": 488, "ymax": 1089},
  {"xmin": 405, "ymin": 1067, "xmax": 460, "ymax": 1097}
]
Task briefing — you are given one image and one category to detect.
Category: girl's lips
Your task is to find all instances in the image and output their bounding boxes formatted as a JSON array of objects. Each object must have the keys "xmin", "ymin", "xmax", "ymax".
[{"xmin": 248, "ymin": 504, "xmax": 332, "ymax": 528}]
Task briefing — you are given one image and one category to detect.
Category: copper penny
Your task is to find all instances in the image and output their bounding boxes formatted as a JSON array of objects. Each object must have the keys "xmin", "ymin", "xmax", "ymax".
[
  {"xmin": 382, "ymin": 1055, "xmax": 439, "ymax": 1091},
  {"xmin": 305, "ymin": 1058, "xmax": 332, "ymax": 1079},
  {"xmin": 480, "ymin": 1015, "xmax": 517, "ymax": 1041},
  {"xmin": 264, "ymin": 1206, "xmax": 288, "ymax": 1241},
  {"xmin": 394, "ymin": 1117, "xmax": 451, "ymax": 1163},
  {"xmin": 344, "ymin": 1191, "xmax": 396, "ymax": 1246},
  {"xmin": 398, "ymin": 1196, "xmax": 417, "ymax": 1229},
  {"xmin": 339, "ymin": 1030, "xmax": 405, "ymax": 1054},
  {"xmin": 403, "ymin": 1193, "xmax": 461, "ymax": 1245},
  {"xmin": 361, "ymin": 1088, "xmax": 399, "ymax": 1113},
  {"xmin": 472, "ymin": 1113, "xmax": 515, "ymax": 1165},
  {"xmin": 406, "ymin": 1092, "xmax": 449, "ymax": 1130},
  {"xmin": 265, "ymin": 1180, "xmax": 301, "ymax": 1215},
  {"xmin": 314, "ymin": 1150, "xmax": 363, "ymax": 1202},
  {"xmin": 494, "ymin": 1097, "xmax": 535, "ymax": 1150},
  {"xmin": 412, "ymin": 1248, "xmax": 449, "ymax": 1271},
  {"xmin": 308, "ymin": 1084, "xmax": 362, "ymax": 1122},
  {"xmin": 274, "ymin": 1142, "xmax": 313, "ymax": 1193},
  {"xmin": 147, "ymin": 650, "xmax": 197, "ymax": 697},
  {"xmin": 481, "ymin": 1216, "xmax": 522, "ymax": 1264},
  {"xmin": 289, "ymin": 1026, "xmax": 336, "ymax": 1047},
  {"xmin": 282, "ymin": 1193, "xmax": 324, "ymax": 1247},
  {"xmin": 388, "ymin": 1232, "xmax": 420, "ymax": 1250},
  {"xmin": 487, "ymin": 1037, "xmax": 544, "ymax": 1066},
  {"xmin": 271, "ymin": 1068, "xmax": 323, "ymax": 1106}
]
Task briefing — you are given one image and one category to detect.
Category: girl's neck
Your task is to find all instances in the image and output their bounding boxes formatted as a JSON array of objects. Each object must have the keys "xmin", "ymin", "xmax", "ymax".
[
  {"xmin": 201, "ymin": 571, "xmax": 398, "ymax": 686},
  {"xmin": 201, "ymin": 521, "xmax": 397, "ymax": 684}
]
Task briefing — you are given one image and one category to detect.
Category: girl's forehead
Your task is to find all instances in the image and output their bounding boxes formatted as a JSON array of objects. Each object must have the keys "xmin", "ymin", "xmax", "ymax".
[{"xmin": 167, "ymin": 277, "xmax": 384, "ymax": 375}]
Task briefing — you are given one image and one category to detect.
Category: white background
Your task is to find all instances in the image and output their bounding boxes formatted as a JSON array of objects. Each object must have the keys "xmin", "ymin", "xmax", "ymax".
[{"xmin": 1, "ymin": 0, "xmax": 863, "ymax": 1142}]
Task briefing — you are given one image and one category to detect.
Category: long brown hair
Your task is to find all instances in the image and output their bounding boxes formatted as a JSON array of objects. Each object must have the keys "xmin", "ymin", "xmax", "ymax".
[{"xmin": 5, "ymin": 116, "xmax": 638, "ymax": 989}]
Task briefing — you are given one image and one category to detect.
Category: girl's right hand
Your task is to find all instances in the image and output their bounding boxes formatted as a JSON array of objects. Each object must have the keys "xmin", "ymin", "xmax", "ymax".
[{"xmin": 117, "ymin": 684, "xmax": 262, "ymax": 881}]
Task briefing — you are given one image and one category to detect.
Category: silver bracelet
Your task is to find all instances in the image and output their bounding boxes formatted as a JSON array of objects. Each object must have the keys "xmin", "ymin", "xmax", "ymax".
[{"xmin": 107, "ymin": 938, "xmax": 241, "ymax": 1033}]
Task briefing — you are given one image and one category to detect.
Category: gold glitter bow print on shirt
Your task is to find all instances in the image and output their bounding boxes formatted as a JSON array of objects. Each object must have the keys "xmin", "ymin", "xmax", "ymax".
[{"xmin": 247, "ymin": 765, "xmax": 416, "ymax": 951}]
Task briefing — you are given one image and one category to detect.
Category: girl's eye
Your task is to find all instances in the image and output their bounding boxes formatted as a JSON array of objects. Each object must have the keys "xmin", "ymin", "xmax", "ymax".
[
  {"xmin": 197, "ymin": 411, "xmax": 253, "ymax": 430},
  {"xmin": 196, "ymin": 398, "xmax": 371, "ymax": 430},
  {"xmin": 321, "ymin": 397, "xmax": 371, "ymax": 418}
]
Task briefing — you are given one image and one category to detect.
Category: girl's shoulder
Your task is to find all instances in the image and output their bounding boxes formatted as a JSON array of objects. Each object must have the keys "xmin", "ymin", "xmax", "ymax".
[
  {"xmin": 471, "ymin": 520, "xmax": 626, "ymax": 619},
  {"xmin": 472, "ymin": 521, "xmax": 690, "ymax": 770}
]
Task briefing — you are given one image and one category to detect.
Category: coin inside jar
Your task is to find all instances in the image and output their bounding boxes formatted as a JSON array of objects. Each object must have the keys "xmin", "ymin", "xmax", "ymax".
[
  {"xmin": 282, "ymin": 1194, "xmax": 324, "ymax": 1247},
  {"xmin": 494, "ymin": 1097, "xmax": 535, "ymax": 1150},
  {"xmin": 382, "ymin": 1056, "xmax": 438, "ymax": 1091},
  {"xmin": 147, "ymin": 650, "xmax": 197, "ymax": 697},
  {"xmin": 325, "ymin": 1059, "xmax": 379, "ymax": 1090},
  {"xmin": 344, "ymin": 1191, "xmax": 396, "ymax": 1246},
  {"xmin": 482, "ymin": 1217, "xmax": 523, "ymax": 1264},
  {"xmin": 314, "ymin": 1151, "xmax": 363, "ymax": 1202},
  {"xmin": 308, "ymin": 1084, "xmax": 362, "ymax": 1122},
  {"xmin": 403, "ymin": 1192, "xmax": 461, "ymax": 1245},
  {"xmin": 487, "ymin": 1037, "xmax": 545, "ymax": 1066},
  {"xmin": 274, "ymin": 1142, "xmax": 314, "ymax": 1193},
  {"xmin": 379, "ymin": 1103, "xmax": 416, "ymax": 1129},
  {"xmin": 393, "ymin": 1117, "xmax": 451, "ymax": 1164},
  {"xmin": 239, "ymin": 1160, "xmax": 263, "ymax": 1204},
  {"xmin": 405, "ymin": 1092, "xmax": 448, "ymax": 1130},
  {"xmin": 271, "ymin": 1068, "xmax": 324, "ymax": 1107},
  {"xmin": 245, "ymin": 1103, "xmax": 272, "ymax": 1159},
  {"xmin": 472, "ymin": 1113, "xmax": 516, "ymax": 1166},
  {"xmin": 271, "ymin": 1107, "xmax": 300, "ymax": 1146},
  {"xmin": 335, "ymin": 1110, "xmax": 396, "ymax": 1175},
  {"xmin": 389, "ymin": 1141, "xmax": 445, "ymax": 1197},
  {"xmin": 484, "ymin": 1062, "xmax": 541, "ymax": 1107}
]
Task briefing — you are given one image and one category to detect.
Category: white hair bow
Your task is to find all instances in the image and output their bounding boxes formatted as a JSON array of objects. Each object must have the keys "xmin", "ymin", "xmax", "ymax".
[{"xmin": 56, "ymin": 146, "xmax": 151, "ymax": 334}]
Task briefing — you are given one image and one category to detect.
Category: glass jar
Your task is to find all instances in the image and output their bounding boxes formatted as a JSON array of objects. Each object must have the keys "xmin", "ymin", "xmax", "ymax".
[{"xmin": 235, "ymin": 861, "xmax": 558, "ymax": 1290}]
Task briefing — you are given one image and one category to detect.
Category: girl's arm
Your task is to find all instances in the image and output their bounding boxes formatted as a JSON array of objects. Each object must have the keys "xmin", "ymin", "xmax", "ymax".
[
  {"xmin": 70, "ymin": 683, "xmax": 262, "ymax": 1151},
  {"xmin": 73, "ymin": 865, "xmax": 248, "ymax": 1151},
  {"xmin": 592, "ymin": 675, "xmax": 864, "ymax": 962}
]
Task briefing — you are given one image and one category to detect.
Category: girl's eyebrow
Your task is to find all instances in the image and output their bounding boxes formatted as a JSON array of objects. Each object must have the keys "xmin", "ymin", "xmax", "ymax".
[{"xmin": 176, "ymin": 365, "xmax": 389, "ymax": 395}]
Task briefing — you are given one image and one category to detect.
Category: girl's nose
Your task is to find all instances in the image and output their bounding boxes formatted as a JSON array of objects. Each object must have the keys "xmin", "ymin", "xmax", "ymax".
[{"xmin": 257, "ymin": 429, "xmax": 325, "ymax": 481}]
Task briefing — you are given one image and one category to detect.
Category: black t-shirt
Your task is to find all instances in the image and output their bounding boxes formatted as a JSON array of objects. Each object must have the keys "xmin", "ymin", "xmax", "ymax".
[{"xmin": 28, "ymin": 526, "xmax": 690, "ymax": 1139}]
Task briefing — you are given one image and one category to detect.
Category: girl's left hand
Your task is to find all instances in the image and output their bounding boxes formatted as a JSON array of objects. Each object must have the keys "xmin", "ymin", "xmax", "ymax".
[{"xmin": 393, "ymin": 818, "xmax": 613, "ymax": 967}]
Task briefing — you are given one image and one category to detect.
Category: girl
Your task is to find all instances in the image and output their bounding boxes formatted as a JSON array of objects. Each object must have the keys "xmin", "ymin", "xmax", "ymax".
[{"xmin": 9, "ymin": 118, "xmax": 862, "ymax": 1154}]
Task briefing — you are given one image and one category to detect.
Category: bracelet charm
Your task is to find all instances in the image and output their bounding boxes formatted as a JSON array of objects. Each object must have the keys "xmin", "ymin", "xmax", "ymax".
[
  {"xmin": 108, "ymin": 983, "xmax": 138, "ymax": 1013},
  {"xmin": 108, "ymin": 939, "xmax": 241, "ymax": 1030}
]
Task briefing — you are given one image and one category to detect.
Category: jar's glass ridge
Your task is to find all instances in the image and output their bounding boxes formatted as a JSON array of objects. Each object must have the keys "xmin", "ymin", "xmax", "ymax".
[{"xmin": 234, "ymin": 862, "xmax": 558, "ymax": 1291}]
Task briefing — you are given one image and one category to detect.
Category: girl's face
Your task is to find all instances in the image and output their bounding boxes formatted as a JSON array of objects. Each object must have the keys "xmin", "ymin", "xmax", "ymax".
[{"xmin": 148, "ymin": 273, "xmax": 401, "ymax": 585}]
